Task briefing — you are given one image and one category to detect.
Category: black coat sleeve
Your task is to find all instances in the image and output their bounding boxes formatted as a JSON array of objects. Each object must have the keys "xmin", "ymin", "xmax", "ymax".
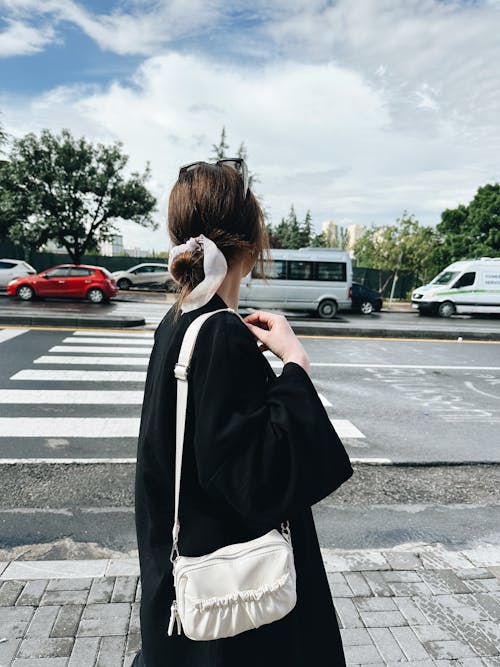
[{"xmin": 189, "ymin": 312, "xmax": 354, "ymax": 524}]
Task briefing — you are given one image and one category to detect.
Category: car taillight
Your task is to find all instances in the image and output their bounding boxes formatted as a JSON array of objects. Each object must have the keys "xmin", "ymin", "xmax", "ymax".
[{"xmin": 349, "ymin": 286, "xmax": 352, "ymax": 298}]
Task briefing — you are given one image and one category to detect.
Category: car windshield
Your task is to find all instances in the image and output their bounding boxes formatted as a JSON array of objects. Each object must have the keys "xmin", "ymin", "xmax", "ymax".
[{"xmin": 431, "ymin": 271, "xmax": 459, "ymax": 286}]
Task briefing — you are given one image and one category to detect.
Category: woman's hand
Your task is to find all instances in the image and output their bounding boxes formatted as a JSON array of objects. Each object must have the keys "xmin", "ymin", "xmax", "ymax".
[{"xmin": 243, "ymin": 311, "xmax": 311, "ymax": 374}]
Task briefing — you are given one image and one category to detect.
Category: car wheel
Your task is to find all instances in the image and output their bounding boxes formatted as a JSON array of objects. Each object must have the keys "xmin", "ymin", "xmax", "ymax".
[
  {"xmin": 317, "ymin": 299, "xmax": 338, "ymax": 319},
  {"xmin": 87, "ymin": 288, "xmax": 104, "ymax": 304},
  {"xmin": 117, "ymin": 278, "xmax": 132, "ymax": 290},
  {"xmin": 16, "ymin": 285, "xmax": 35, "ymax": 301},
  {"xmin": 360, "ymin": 300, "xmax": 374, "ymax": 315},
  {"xmin": 438, "ymin": 301, "xmax": 456, "ymax": 318}
]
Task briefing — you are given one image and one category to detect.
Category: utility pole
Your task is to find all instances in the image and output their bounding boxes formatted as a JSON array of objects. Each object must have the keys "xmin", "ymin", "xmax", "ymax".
[{"xmin": 389, "ymin": 252, "xmax": 403, "ymax": 304}]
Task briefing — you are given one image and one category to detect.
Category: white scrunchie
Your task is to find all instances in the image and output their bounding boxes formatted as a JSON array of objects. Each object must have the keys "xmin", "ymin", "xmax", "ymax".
[{"xmin": 168, "ymin": 234, "xmax": 228, "ymax": 313}]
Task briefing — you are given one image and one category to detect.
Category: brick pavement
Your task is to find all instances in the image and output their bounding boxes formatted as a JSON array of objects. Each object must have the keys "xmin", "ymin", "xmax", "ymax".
[{"xmin": 0, "ymin": 544, "xmax": 499, "ymax": 666}]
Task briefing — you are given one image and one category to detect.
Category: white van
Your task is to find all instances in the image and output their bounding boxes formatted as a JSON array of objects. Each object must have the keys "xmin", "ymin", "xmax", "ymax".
[
  {"xmin": 239, "ymin": 247, "xmax": 352, "ymax": 318},
  {"xmin": 411, "ymin": 258, "xmax": 500, "ymax": 317}
]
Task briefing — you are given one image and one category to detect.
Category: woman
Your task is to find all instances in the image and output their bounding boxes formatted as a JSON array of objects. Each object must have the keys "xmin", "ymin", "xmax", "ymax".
[{"xmin": 132, "ymin": 158, "xmax": 354, "ymax": 666}]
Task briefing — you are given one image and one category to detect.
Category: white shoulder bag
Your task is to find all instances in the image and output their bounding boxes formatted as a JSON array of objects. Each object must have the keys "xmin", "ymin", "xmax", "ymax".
[{"xmin": 167, "ymin": 307, "xmax": 297, "ymax": 641}]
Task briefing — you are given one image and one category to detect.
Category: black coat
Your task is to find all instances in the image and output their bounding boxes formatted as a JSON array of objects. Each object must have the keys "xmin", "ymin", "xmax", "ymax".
[{"xmin": 133, "ymin": 292, "xmax": 354, "ymax": 667}]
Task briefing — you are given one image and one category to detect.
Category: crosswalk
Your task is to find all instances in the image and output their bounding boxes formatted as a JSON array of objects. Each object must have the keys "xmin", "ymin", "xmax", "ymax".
[{"xmin": 0, "ymin": 327, "xmax": 368, "ymax": 457}]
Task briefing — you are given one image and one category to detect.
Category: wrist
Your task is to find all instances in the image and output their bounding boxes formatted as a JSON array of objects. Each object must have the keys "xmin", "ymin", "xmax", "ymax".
[{"xmin": 283, "ymin": 352, "xmax": 310, "ymax": 375}]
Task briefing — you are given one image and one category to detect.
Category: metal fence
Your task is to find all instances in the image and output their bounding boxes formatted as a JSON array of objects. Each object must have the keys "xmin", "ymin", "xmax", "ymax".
[
  {"xmin": 353, "ymin": 267, "xmax": 416, "ymax": 299},
  {"xmin": 0, "ymin": 242, "xmax": 165, "ymax": 273},
  {"xmin": 1, "ymin": 241, "xmax": 416, "ymax": 298}
]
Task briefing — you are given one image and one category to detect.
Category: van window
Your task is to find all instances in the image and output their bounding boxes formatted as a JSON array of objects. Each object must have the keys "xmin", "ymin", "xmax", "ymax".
[
  {"xmin": 254, "ymin": 260, "xmax": 286, "ymax": 279},
  {"xmin": 288, "ymin": 261, "xmax": 313, "ymax": 280},
  {"xmin": 315, "ymin": 262, "xmax": 347, "ymax": 282},
  {"xmin": 432, "ymin": 271, "xmax": 459, "ymax": 285},
  {"xmin": 453, "ymin": 272, "xmax": 475, "ymax": 288}
]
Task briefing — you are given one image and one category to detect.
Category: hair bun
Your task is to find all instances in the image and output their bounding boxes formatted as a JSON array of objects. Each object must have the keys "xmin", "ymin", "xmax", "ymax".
[{"xmin": 169, "ymin": 249, "xmax": 204, "ymax": 287}]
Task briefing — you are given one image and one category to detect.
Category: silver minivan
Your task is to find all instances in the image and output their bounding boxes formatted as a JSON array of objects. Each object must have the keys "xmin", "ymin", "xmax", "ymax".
[{"xmin": 239, "ymin": 248, "xmax": 352, "ymax": 318}]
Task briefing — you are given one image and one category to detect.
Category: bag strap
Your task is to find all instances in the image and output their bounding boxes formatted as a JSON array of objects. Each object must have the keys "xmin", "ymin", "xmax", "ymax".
[
  {"xmin": 170, "ymin": 307, "xmax": 238, "ymax": 562},
  {"xmin": 169, "ymin": 306, "xmax": 291, "ymax": 564}
]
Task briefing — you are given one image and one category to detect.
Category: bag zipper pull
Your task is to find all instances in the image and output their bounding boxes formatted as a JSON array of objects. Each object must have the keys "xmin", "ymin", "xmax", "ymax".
[{"xmin": 167, "ymin": 600, "xmax": 177, "ymax": 636}]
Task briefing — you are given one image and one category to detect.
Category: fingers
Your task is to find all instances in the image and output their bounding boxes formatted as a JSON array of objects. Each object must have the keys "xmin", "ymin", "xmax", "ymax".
[
  {"xmin": 245, "ymin": 321, "xmax": 269, "ymax": 343},
  {"xmin": 243, "ymin": 311, "xmax": 286, "ymax": 329}
]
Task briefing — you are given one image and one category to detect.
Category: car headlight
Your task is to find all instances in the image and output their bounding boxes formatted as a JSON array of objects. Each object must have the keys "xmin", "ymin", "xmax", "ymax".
[{"xmin": 413, "ymin": 293, "xmax": 423, "ymax": 300}]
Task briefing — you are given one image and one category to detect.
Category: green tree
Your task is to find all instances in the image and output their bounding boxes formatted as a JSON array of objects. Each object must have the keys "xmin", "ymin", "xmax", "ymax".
[
  {"xmin": 310, "ymin": 224, "xmax": 348, "ymax": 249},
  {"xmin": 280, "ymin": 205, "xmax": 301, "ymax": 249},
  {"xmin": 266, "ymin": 205, "xmax": 314, "ymax": 249},
  {"xmin": 353, "ymin": 212, "xmax": 439, "ymax": 283},
  {"xmin": 299, "ymin": 210, "xmax": 313, "ymax": 247},
  {"xmin": 210, "ymin": 127, "xmax": 260, "ymax": 194},
  {"xmin": 211, "ymin": 126, "xmax": 230, "ymax": 161},
  {"xmin": 310, "ymin": 232, "xmax": 327, "ymax": 247},
  {"xmin": 0, "ymin": 119, "xmax": 11, "ymax": 241},
  {"xmin": 0, "ymin": 120, "xmax": 6, "ymax": 152},
  {"xmin": 266, "ymin": 222, "xmax": 282, "ymax": 248},
  {"xmin": 1, "ymin": 129, "xmax": 157, "ymax": 263},
  {"xmin": 436, "ymin": 183, "xmax": 500, "ymax": 264}
]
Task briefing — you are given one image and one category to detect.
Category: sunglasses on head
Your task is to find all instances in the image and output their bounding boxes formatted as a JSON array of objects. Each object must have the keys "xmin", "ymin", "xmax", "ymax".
[{"xmin": 178, "ymin": 158, "xmax": 249, "ymax": 197}]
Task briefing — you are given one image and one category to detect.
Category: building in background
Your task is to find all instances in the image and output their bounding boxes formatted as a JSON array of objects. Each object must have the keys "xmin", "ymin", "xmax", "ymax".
[
  {"xmin": 100, "ymin": 234, "xmax": 124, "ymax": 257},
  {"xmin": 346, "ymin": 223, "xmax": 366, "ymax": 256},
  {"xmin": 320, "ymin": 220, "xmax": 366, "ymax": 255},
  {"xmin": 321, "ymin": 220, "xmax": 338, "ymax": 242},
  {"xmin": 41, "ymin": 239, "xmax": 66, "ymax": 254},
  {"xmin": 124, "ymin": 246, "xmax": 152, "ymax": 257}
]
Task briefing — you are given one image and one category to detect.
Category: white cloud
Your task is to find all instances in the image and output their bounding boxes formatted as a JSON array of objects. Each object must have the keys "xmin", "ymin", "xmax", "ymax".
[
  {"xmin": 265, "ymin": 0, "xmax": 500, "ymax": 133},
  {"xmin": 1, "ymin": 0, "xmax": 499, "ymax": 251},
  {"xmin": 0, "ymin": 19, "xmax": 56, "ymax": 57},
  {"xmin": 0, "ymin": 0, "xmax": 223, "ymax": 55}
]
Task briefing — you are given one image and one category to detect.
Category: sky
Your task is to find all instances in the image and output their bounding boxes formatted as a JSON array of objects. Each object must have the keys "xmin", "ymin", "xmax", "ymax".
[{"xmin": 0, "ymin": 0, "xmax": 499, "ymax": 253}]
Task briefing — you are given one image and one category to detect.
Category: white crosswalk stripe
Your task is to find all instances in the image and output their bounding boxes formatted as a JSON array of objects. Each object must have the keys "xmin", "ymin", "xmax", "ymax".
[
  {"xmin": 62, "ymin": 337, "xmax": 154, "ymax": 346},
  {"xmin": 0, "ymin": 328, "xmax": 28, "ymax": 343},
  {"xmin": 0, "ymin": 416, "xmax": 365, "ymax": 440},
  {"xmin": 49, "ymin": 345, "xmax": 152, "ymax": 354},
  {"xmin": 72, "ymin": 331, "xmax": 154, "ymax": 338},
  {"xmin": 1, "ymin": 330, "xmax": 367, "ymax": 454},
  {"xmin": 331, "ymin": 419, "xmax": 365, "ymax": 438},
  {"xmin": 11, "ymin": 370, "xmax": 147, "ymax": 382},
  {"xmin": 34, "ymin": 356, "xmax": 149, "ymax": 365},
  {"xmin": 0, "ymin": 418, "xmax": 140, "ymax": 437},
  {"xmin": 318, "ymin": 393, "xmax": 332, "ymax": 407},
  {"xmin": 0, "ymin": 390, "xmax": 143, "ymax": 404}
]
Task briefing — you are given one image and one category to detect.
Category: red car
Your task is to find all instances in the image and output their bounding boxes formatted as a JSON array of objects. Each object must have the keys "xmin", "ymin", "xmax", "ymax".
[{"xmin": 7, "ymin": 264, "xmax": 119, "ymax": 303}]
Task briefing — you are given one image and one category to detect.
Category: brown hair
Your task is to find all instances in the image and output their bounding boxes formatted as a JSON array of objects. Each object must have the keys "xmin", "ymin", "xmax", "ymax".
[{"xmin": 168, "ymin": 163, "xmax": 270, "ymax": 318}]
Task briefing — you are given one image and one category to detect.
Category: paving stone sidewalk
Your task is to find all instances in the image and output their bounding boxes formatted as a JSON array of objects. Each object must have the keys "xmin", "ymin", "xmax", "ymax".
[{"xmin": 0, "ymin": 544, "xmax": 499, "ymax": 666}]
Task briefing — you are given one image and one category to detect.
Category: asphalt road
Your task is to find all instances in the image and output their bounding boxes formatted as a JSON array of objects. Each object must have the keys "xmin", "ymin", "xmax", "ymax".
[
  {"xmin": 0, "ymin": 463, "xmax": 498, "ymax": 560},
  {"xmin": 2, "ymin": 291, "xmax": 500, "ymax": 337},
  {"xmin": 0, "ymin": 325, "xmax": 499, "ymax": 462},
  {"xmin": 0, "ymin": 323, "xmax": 499, "ymax": 561}
]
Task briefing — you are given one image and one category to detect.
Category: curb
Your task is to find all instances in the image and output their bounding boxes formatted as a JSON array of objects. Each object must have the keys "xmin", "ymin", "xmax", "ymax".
[
  {"xmin": 1, "ymin": 313, "xmax": 499, "ymax": 339},
  {"xmin": 0, "ymin": 315, "xmax": 145, "ymax": 328},
  {"xmin": 1, "ymin": 543, "xmax": 499, "ymax": 580},
  {"xmin": 290, "ymin": 322, "xmax": 500, "ymax": 341},
  {"xmin": 0, "ymin": 458, "xmax": 498, "ymax": 466}
]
